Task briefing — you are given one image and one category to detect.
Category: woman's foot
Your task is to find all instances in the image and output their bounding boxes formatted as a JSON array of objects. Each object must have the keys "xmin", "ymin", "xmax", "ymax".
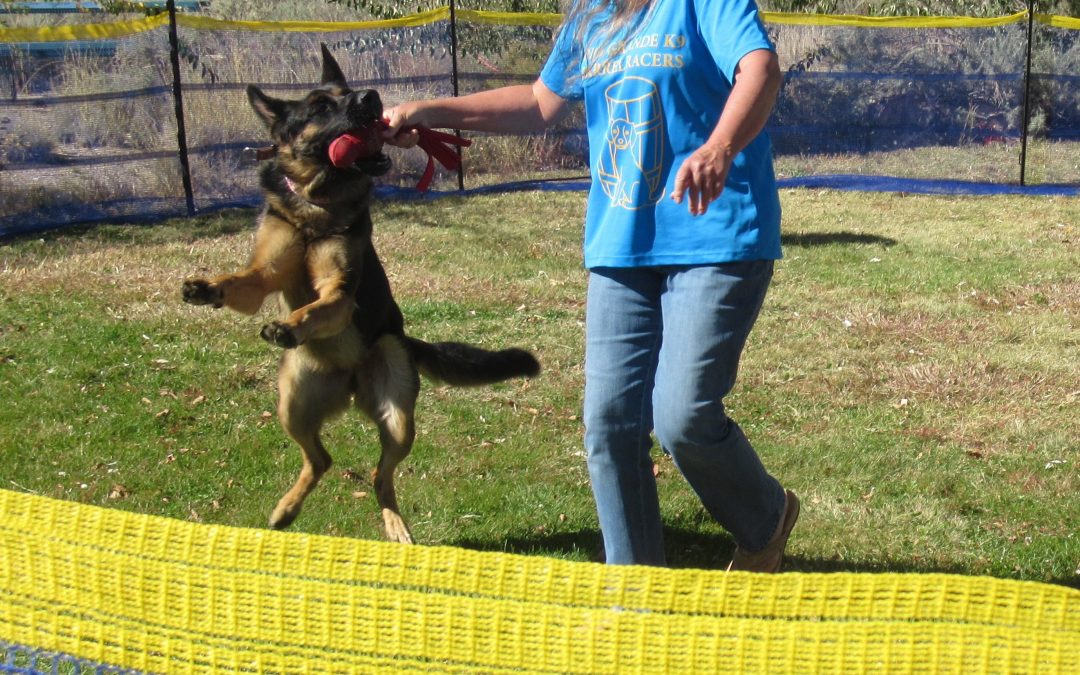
[{"xmin": 727, "ymin": 489, "xmax": 800, "ymax": 573}]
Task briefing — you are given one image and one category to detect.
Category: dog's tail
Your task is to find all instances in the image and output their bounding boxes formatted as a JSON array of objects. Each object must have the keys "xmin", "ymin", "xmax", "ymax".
[{"xmin": 404, "ymin": 336, "xmax": 539, "ymax": 386}]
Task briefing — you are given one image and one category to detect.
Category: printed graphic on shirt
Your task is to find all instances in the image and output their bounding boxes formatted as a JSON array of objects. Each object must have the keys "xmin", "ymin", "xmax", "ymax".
[
  {"xmin": 598, "ymin": 77, "xmax": 666, "ymax": 210},
  {"xmin": 583, "ymin": 32, "xmax": 687, "ymax": 81},
  {"xmin": 583, "ymin": 29, "xmax": 690, "ymax": 212}
]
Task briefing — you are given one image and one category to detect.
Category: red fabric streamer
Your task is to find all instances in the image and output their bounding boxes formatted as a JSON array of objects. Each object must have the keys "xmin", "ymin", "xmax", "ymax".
[{"xmin": 409, "ymin": 126, "xmax": 472, "ymax": 192}]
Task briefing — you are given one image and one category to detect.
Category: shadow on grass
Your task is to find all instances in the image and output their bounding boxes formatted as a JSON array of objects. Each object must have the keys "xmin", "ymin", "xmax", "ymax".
[
  {"xmin": 454, "ymin": 529, "xmax": 605, "ymax": 564},
  {"xmin": 781, "ymin": 232, "xmax": 897, "ymax": 248},
  {"xmin": 455, "ymin": 525, "xmax": 1080, "ymax": 589},
  {"xmin": 454, "ymin": 526, "xmax": 745, "ymax": 570}
]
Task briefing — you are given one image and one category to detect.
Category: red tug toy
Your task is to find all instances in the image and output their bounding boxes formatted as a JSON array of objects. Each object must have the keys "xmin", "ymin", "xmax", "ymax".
[
  {"xmin": 327, "ymin": 125, "xmax": 384, "ymax": 168},
  {"xmin": 328, "ymin": 121, "xmax": 471, "ymax": 192}
]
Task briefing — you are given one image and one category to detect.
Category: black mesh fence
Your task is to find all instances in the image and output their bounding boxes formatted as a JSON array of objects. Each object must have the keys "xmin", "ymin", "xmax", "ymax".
[
  {"xmin": 1, "ymin": 21, "xmax": 187, "ymax": 235},
  {"xmin": 1, "ymin": 6, "xmax": 1077, "ymax": 238},
  {"xmin": 1027, "ymin": 16, "xmax": 1080, "ymax": 184}
]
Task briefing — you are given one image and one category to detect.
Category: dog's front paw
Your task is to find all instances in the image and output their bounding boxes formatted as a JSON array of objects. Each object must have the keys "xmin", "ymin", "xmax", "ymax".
[
  {"xmin": 261, "ymin": 321, "xmax": 299, "ymax": 349},
  {"xmin": 182, "ymin": 279, "xmax": 224, "ymax": 307}
]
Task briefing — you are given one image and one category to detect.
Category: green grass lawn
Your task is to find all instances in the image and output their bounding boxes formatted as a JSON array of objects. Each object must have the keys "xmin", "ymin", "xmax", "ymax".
[{"xmin": 0, "ymin": 189, "xmax": 1076, "ymax": 587}]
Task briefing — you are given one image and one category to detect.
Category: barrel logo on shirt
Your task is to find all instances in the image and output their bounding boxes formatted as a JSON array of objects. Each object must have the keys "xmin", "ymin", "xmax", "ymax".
[{"xmin": 598, "ymin": 77, "xmax": 665, "ymax": 210}]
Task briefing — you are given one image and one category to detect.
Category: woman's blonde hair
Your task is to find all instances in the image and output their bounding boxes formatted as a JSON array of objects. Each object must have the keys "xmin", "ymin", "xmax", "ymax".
[
  {"xmin": 562, "ymin": 0, "xmax": 654, "ymax": 66},
  {"xmin": 566, "ymin": 0, "xmax": 651, "ymax": 37}
]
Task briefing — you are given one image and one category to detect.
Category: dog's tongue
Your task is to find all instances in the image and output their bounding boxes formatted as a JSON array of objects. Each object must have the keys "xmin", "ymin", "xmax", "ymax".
[{"xmin": 328, "ymin": 125, "xmax": 383, "ymax": 168}]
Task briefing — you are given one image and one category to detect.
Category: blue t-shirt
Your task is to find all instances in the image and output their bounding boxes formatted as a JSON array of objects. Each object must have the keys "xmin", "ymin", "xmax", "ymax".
[{"xmin": 541, "ymin": 0, "xmax": 782, "ymax": 268}]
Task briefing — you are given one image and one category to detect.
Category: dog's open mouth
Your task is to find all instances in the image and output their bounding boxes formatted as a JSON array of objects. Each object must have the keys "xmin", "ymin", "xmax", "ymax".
[
  {"xmin": 282, "ymin": 126, "xmax": 390, "ymax": 204},
  {"xmin": 328, "ymin": 121, "xmax": 391, "ymax": 177}
]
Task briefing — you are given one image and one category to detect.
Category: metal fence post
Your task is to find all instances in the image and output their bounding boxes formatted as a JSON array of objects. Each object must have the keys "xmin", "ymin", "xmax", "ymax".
[
  {"xmin": 449, "ymin": 0, "xmax": 466, "ymax": 191},
  {"xmin": 167, "ymin": 0, "xmax": 196, "ymax": 215},
  {"xmin": 1019, "ymin": 0, "xmax": 1036, "ymax": 186}
]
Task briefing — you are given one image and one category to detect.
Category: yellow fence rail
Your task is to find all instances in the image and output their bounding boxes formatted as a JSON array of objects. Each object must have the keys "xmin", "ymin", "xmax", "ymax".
[
  {"xmin": 1, "ymin": 490, "xmax": 1077, "ymax": 674},
  {"xmin": 3, "ymin": 7, "xmax": 1080, "ymax": 42}
]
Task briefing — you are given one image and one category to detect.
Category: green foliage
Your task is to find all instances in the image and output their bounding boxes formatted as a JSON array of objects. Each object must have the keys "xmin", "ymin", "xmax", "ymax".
[
  {"xmin": 208, "ymin": 0, "xmax": 359, "ymax": 20},
  {"xmin": 327, "ymin": 0, "xmax": 560, "ymax": 17},
  {"xmin": 175, "ymin": 39, "xmax": 218, "ymax": 84},
  {"xmin": 326, "ymin": 0, "xmax": 443, "ymax": 20},
  {"xmin": 98, "ymin": 0, "xmax": 167, "ymax": 16},
  {"xmin": 762, "ymin": 0, "xmax": 842, "ymax": 13},
  {"xmin": 323, "ymin": 0, "xmax": 1074, "ymax": 17},
  {"xmin": 455, "ymin": 0, "xmax": 560, "ymax": 9}
]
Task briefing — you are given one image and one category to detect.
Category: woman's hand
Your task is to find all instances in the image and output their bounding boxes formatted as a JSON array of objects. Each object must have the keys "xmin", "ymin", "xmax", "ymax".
[
  {"xmin": 670, "ymin": 142, "xmax": 734, "ymax": 216},
  {"xmin": 381, "ymin": 103, "xmax": 423, "ymax": 149},
  {"xmin": 671, "ymin": 49, "xmax": 781, "ymax": 217}
]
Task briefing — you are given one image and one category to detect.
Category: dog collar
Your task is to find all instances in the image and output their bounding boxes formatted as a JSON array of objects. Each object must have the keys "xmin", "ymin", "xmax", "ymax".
[
  {"xmin": 281, "ymin": 174, "xmax": 358, "ymax": 212},
  {"xmin": 242, "ymin": 145, "xmax": 278, "ymax": 163},
  {"xmin": 240, "ymin": 148, "xmax": 327, "ymax": 203}
]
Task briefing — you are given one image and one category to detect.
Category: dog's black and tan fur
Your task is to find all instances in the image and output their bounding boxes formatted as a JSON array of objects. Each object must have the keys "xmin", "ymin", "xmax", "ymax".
[{"xmin": 182, "ymin": 46, "xmax": 539, "ymax": 543}]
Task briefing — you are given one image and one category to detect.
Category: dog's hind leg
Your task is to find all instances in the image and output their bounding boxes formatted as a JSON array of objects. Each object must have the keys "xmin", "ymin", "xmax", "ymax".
[
  {"xmin": 269, "ymin": 350, "xmax": 351, "ymax": 530},
  {"xmin": 356, "ymin": 336, "xmax": 420, "ymax": 544}
]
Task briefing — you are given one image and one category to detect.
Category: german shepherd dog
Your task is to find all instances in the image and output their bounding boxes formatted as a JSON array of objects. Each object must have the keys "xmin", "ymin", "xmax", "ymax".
[{"xmin": 182, "ymin": 46, "xmax": 539, "ymax": 543}]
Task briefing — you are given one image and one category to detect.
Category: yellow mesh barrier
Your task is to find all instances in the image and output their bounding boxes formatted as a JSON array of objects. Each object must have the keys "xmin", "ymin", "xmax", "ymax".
[
  {"xmin": 760, "ymin": 10, "xmax": 1028, "ymax": 27},
  {"xmin": 0, "ymin": 13, "xmax": 170, "ymax": 42},
  {"xmin": 1036, "ymin": 12, "xmax": 1080, "ymax": 29},
  {"xmin": 1, "ymin": 490, "xmax": 1077, "ymax": 673},
  {"xmin": 5, "ymin": 7, "xmax": 1076, "ymax": 42}
]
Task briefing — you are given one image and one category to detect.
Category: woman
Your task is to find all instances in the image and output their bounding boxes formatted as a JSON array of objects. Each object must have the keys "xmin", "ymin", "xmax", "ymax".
[{"xmin": 382, "ymin": 0, "xmax": 798, "ymax": 570}]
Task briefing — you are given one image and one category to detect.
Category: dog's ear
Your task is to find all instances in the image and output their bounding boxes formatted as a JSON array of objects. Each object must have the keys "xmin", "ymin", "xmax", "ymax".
[
  {"xmin": 319, "ymin": 44, "xmax": 349, "ymax": 90},
  {"xmin": 247, "ymin": 85, "xmax": 288, "ymax": 128}
]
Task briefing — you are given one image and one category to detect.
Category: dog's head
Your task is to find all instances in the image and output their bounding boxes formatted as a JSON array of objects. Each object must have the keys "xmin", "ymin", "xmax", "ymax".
[{"xmin": 246, "ymin": 45, "xmax": 390, "ymax": 207}]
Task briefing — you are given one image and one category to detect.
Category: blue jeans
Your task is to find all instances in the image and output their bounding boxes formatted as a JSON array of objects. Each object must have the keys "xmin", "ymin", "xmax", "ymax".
[{"xmin": 583, "ymin": 261, "xmax": 785, "ymax": 566}]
